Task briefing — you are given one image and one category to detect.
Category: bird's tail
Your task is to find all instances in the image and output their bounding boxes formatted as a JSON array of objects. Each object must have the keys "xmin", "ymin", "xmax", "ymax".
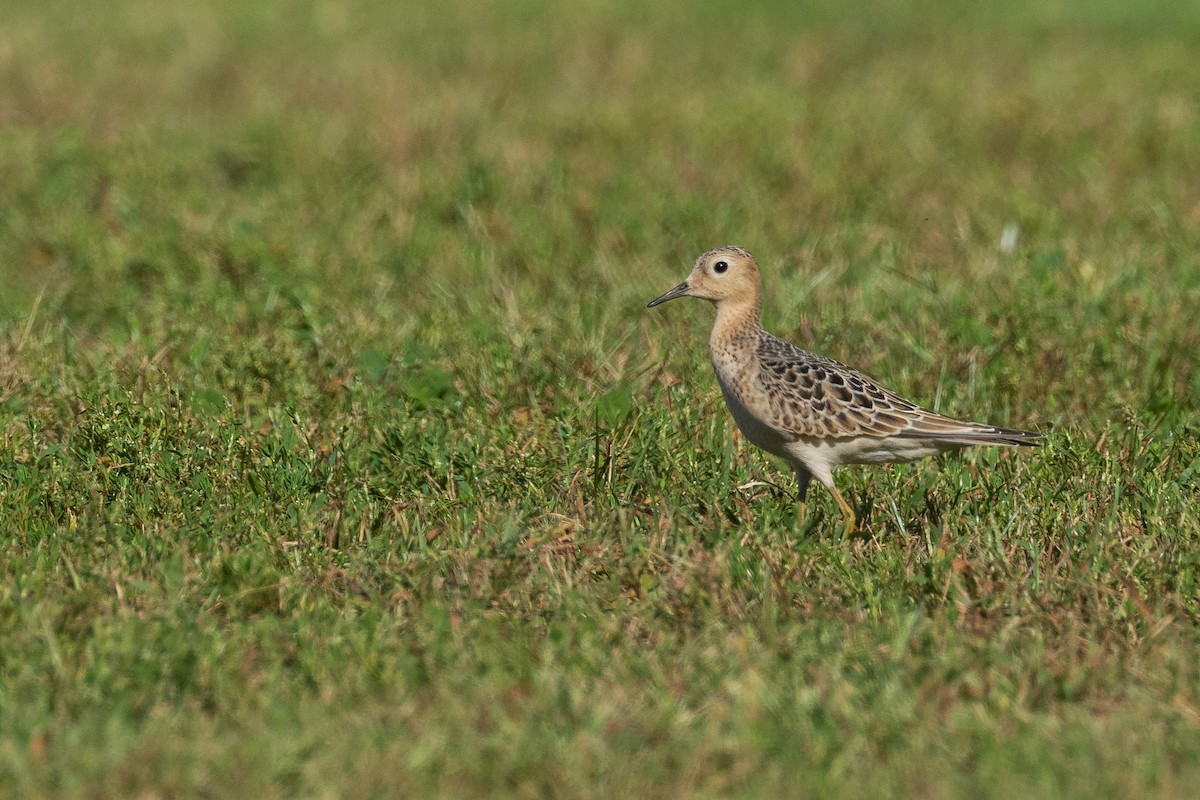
[
  {"xmin": 897, "ymin": 415, "xmax": 1044, "ymax": 448},
  {"xmin": 935, "ymin": 426, "xmax": 1044, "ymax": 448}
]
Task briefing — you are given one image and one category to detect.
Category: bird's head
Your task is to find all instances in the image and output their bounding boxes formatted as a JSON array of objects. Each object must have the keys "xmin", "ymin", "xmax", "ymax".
[{"xmin": 647, "ymin": 246, "xmax": 761, "ymax": 309}]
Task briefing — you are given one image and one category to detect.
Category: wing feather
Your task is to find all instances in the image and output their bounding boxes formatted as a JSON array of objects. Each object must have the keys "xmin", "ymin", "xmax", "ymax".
[{"xmin": 753, "ymin": 333, "xmax": 1042, "ymax": 446}]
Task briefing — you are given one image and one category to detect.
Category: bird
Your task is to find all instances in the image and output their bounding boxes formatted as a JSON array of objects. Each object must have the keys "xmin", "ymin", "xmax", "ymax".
[{"xmin": 647, "ymin": 245, "xmax": 1042, "ymax": 533}]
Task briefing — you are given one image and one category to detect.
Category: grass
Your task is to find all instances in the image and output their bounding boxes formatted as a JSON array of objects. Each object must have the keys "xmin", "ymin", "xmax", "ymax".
[{"xmin": 2, "ymin": 0, "xmax": 1200, "ymax": 796}]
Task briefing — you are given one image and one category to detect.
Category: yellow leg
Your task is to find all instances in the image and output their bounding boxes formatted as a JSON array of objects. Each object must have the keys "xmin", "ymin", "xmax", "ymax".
[
  {"xmin": 796, "ymin": 501, "xmax": 807, "ymax": 528},
  {"xmin": 828, "ymin": 485, "xmax": 857, "ymax": 534}
]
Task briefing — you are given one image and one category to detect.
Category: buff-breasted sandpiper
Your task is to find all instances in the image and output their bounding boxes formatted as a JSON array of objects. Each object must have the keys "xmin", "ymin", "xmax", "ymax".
[{"xmin": 648, "ymin": 245, "xmax": 1042, "ymax": 533}]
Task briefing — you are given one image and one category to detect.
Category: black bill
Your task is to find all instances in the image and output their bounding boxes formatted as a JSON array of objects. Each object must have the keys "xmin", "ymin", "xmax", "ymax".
[{"xmin": 646, "ymin": 282, "xmax": 690, "ymax": 308}]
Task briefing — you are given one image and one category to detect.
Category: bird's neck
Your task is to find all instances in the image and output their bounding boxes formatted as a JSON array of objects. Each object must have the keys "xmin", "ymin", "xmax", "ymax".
[{"xmin": 710, "ymin": 297, "xmax": 763, "ymax": 352}]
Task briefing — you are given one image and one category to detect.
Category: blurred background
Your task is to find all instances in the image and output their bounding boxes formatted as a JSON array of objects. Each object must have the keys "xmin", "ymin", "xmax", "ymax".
[
  {"xmin": 3, "ymin": 0, "xmax": 1197, "ymax": 421},
  {"xmin": 4, "ymin": 0, "xmax": 1198, "ymax": 324}
]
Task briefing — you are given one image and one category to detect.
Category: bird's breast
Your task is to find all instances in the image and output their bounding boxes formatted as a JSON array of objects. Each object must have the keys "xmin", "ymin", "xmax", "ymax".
[{"xmin": 710, "ymin": 347, "xmax": 792, "ymax": 458}]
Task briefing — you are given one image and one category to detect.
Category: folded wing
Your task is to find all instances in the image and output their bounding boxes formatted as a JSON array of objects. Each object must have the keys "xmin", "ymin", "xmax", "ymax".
[{"xmin": 754, "ymin": 333, "xmax": 1043, "ymax": 446}]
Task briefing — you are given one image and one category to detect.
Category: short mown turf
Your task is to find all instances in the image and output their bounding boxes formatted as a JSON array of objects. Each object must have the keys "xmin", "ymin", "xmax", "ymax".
[{"xmin": 2, "ymin": 1, "xmax": 1199, "ymax": 797}]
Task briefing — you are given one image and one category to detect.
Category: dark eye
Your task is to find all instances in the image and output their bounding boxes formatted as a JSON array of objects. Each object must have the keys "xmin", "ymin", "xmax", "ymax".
[{"xmin": 713, "ymin": 260, "xmax": 729, "ymax": 274}]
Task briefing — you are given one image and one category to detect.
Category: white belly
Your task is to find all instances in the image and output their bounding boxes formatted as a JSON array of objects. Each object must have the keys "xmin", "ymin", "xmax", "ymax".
[{"xmin": 785, "ymin": 435, "xmax": 947, "ymax": 467}]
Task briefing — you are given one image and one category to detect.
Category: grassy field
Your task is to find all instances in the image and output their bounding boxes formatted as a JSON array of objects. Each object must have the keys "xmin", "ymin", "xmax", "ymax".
[{"xmin": 2, "ymin": 0, "xmax": 1200, "ymax": 796}]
